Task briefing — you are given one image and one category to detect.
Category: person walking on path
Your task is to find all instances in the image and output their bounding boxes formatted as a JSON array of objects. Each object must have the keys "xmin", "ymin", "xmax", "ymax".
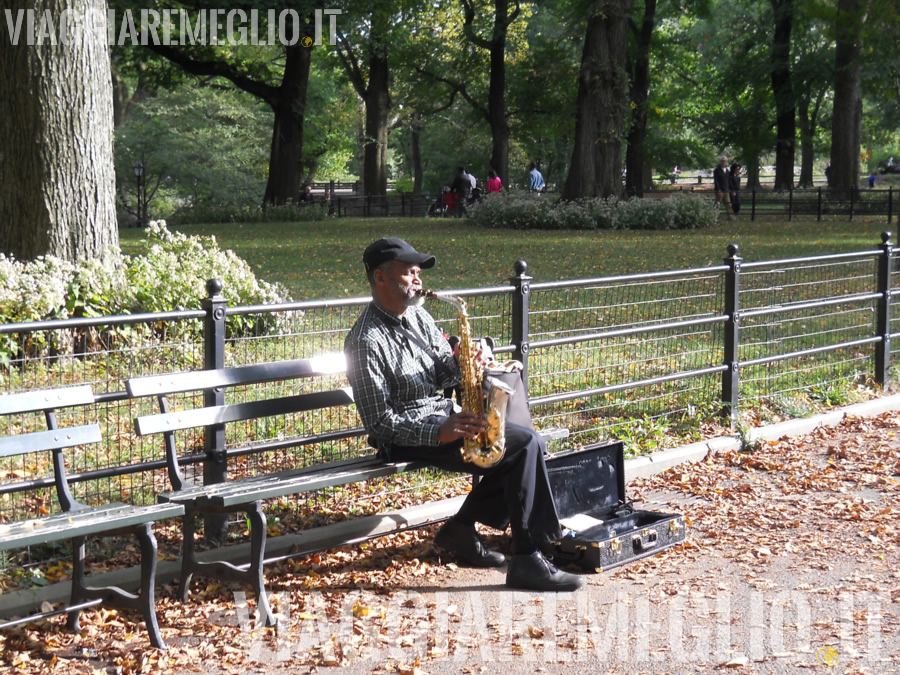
[
  {"xmin": 713, "ymin": 156, "xmax": 733, "ymax": 221},
  {"xmin": 528, "ymin": 163, "xmax": 545, "ymax": 193},
  {"xmin": 729, "ymin": 162, "xmax": 742, "ymax": 215}
]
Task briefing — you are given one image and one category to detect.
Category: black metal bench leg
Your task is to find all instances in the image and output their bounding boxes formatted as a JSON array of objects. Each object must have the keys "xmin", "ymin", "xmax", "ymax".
[
  {"xmin": 180, "ymin": 510, "xmax": 197, "ymax": 603},
  {"xmin": 247, "ymin": 502, "xmax": 274, "ymax": 627},
  {"xmin": 134, "ymin": 523, "xmax": 166, "ymax": 650},
  {"xmin": 66, "ymin": 536, "xmax": 87, "ymax": 633}
]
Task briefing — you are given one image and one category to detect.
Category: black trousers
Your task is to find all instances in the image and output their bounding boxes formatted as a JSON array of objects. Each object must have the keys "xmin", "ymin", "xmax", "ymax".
[{"xmin": 388, "ymin": 421, "xmax": 561, "ymax": 554}]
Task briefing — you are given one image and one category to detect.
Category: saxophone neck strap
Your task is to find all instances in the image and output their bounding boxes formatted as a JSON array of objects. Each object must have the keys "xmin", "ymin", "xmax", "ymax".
[{"xmin": 395, "ymin": 320, "xmax": 458, "ymax": 382}]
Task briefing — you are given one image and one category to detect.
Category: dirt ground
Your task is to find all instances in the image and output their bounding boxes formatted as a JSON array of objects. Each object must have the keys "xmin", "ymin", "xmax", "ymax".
[{"xmin": 2, "ymin": 413, "xmax": 899, "ymax": 674}]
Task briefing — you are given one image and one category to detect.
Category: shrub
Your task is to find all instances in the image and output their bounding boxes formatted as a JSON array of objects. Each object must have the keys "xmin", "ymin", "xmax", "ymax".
[
  {"xmin": 467, "ymin": 191, "xmax": 717, "ymax": 231},
  {"xmin": 125, "ymin": 221, "xmax": 289, "ymax": 315},
  {"xmin": 0, "ymin": 221, "xmax": 293, "ymax": 365}
]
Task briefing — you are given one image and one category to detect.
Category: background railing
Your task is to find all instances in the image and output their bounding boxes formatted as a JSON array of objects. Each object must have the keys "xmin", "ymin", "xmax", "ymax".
[
  {"xmin": 2, "ymin": 234, "xmax": 899, "ymax": 574},
  {"xmin": 308, "ymin": 187, "xmax": 896, "ymax": 222}
]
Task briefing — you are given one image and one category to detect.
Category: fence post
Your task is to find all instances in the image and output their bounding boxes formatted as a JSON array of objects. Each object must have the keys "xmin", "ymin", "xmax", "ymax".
[
  {"xmin": 202, "ymin": 279, "xmax": 228, "ymax": 541},
  {"xmin": 510, "ymin": 260, "xmax": 532, "ymax": 393},
  {"xmin": 721, "ymin": 244, "xmax": 742, "ymax": 427},
  {"xmin": 889, "ymin": 187, "xmax": 893, "ymax": 225},
  {"xmin": 817, "ymin": 187, "xmax": 822, "ymax": 221},
  {"xmin": 788, "ymin": 186, "xmax": 793, "ymax": 222},
  {"xmin": 875, "ymin": 232, "xmax": 893, "ymax": 390},
  {"xmin": 751, "ymin": 188, "xmax": 756, "ymax": 221}
]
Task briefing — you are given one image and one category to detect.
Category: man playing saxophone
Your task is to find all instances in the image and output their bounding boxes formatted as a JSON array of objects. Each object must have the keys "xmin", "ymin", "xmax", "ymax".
[{"xmin": 344, "ymin": 237, "xmax": 584, "ymax": 592}]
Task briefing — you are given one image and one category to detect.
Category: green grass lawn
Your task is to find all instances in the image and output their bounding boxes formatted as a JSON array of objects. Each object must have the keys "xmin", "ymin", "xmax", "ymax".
[{"xmin": 119, "ymin": 217, "xmax": 897, "ymax": 300}]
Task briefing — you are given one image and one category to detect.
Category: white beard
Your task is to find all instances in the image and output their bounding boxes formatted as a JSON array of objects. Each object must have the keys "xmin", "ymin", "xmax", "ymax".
[{"xmin": 405, "ymin": 289, "xmax": 426, "ymax": 308}]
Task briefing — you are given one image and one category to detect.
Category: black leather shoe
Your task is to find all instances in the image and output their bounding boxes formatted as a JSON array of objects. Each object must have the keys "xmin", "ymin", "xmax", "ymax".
[
  {"xmin": 506, "ymin": 551, "xmax": 586, "ymax": 592},
  {"xmin": 434, "ymin": 519, "xmax": 506, "ymax": 567}
]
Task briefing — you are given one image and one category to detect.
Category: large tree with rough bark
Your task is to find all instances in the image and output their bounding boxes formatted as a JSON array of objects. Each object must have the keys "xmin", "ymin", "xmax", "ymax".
[
  {"xmin": 0, "ymin": 0, "xmax": 118, "ymax": 262},
  {"xmin": 624, "ymin": 0, "xmax": 657, "ymax": 197},
  {"xmin": 770, "ymin": 0, "xmax": 796, "ymax": 191},
  {"xmin": 562, "ymin": 0, "xmax": 631, "ymax": 200},
  {"xmin": 829, "ymin": 0, "xmax": 866, "ymax": 192}
]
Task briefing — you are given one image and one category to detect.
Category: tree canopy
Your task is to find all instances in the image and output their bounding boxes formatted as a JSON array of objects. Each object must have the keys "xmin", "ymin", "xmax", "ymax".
[{"xmin": 3, "ymin": 0, "xmax": 900, "ymax": 261}]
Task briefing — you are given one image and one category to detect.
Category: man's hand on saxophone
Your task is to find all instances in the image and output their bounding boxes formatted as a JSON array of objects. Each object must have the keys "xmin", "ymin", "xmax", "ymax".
[{"xmin": 437, "ymin": 411, "xmax": 488, "ymax": 444}]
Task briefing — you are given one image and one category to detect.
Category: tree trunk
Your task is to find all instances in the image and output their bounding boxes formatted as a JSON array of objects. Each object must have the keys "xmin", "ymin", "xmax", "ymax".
[
  {"xmin": 830, "ymin": 0, "xmax": 866, "ymax": 192},
  {"xmin": 460, "ymin": 0, "xmax": 518, "ymax": 188},
  {"xmin": 411, "ymin": 117, "xmax": 423, "ymax": 195},
  {"xmin": 0, "ymin": 0, "xmax": 117, "ymax": 262},
  {"xmin": 488, "ymin": 33, "xmax": 510, "ymax": 189},
  {"xmin": 264, "ymin": 44, "xmax": 312, "ymax": 205},
  {"xmin": 487, "ymin": 0, "xmax": 512, "ymax": 187},
  {"xmin": 744, "ymin": 157, "xmax": 761, "ymax": 190},
  {"xmin": 361, "ymin": 45, "xmax": 390, "ymax": 197},
  {"xmin": 625, "ymin": 0, "xmax": 656, "ymax": 198},
  {"xmin": 770, "ymin": 0, "xmax": 796, "ymax": 191},
  {"xmin": 562, "ymin": 0, "xmax": 631, "ymax": 201},
  {"xmin": 797, "ymin": 97, "xmax": 818, "ymax": 188}
]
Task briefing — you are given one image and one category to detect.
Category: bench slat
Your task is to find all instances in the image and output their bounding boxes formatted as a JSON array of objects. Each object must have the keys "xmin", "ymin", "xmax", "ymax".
[
  {"xmin": 0, "ymin": 385, "xmax": 95, "ymax": 416},
  {"xmin": 134, "ymin": 389, "xmax": 354, "ymax": 436},
  {"xmin": 0, "ymin": 502, "xmax": 184, "ymax": 551},
  {"xmin": 0, "ymin": 423, "xmax": 102, "ymax": 459},
  {"xmin": 126, "ymin": 354, "xmax": 347, "ymax": 397},
  {"xmin": 185, "ymin": 459, "xmax": 425, "ymax": 508}
]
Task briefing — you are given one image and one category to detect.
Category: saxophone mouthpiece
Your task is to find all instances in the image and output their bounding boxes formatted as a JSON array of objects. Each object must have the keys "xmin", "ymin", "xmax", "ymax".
[{"xmin": 416, "ymin": 288, "xmax": 436, "ymax": 299}]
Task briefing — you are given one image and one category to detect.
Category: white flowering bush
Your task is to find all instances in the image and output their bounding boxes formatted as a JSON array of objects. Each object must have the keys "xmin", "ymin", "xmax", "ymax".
[
  {"xmin": 0, "ymin": 221, "xmax": 293, "ymax": 364},
  {"xmin": 468, "ymin": 192, "xmax": 717, "ymax": 230},
  {"xmin": 126, "ymin": 221, "xmax": 287, "ymax": 311},
  {"xmin": 0, "ymin": 254, "xmax": 74, "ymax": 324}
]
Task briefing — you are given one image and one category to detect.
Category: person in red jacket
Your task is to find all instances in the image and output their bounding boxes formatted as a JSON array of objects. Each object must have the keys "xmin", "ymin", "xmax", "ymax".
[{"xmin": 486, "ymin": 168, "xmax": 503, "ymax": 194}]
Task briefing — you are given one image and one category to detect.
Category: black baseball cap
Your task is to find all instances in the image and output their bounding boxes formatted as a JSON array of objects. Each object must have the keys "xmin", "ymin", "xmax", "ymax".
[{"xmin": 363, "ymin": 237, "xmax": 436, "ymax": 272}]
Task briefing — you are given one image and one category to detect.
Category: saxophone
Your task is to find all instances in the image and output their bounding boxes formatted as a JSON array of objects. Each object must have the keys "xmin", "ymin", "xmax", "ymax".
[{"xmin": 422, "ymin": 291, "xmax": 514, "ymax": 468}]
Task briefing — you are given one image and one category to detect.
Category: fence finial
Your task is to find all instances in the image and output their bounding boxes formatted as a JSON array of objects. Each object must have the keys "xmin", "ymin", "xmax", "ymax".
[{"xmin": 206, "ymin": 279, "xmax": 224, "ymax": 298}]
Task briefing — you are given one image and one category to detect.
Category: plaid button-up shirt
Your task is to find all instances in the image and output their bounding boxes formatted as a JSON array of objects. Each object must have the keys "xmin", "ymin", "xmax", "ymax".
[{"xmin": 345, "ymin": 301, "xmax": 460, "ymax": 450}]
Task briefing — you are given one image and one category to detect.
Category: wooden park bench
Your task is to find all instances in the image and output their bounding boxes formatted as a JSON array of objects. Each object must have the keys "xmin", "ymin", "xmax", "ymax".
[
  {"xmin": 0, "ymin": 386, "xmax": 184, "ymax": 649},
  {"xmin": 127, "ymin": 352, "xmax": 567, "ymax": 626}
]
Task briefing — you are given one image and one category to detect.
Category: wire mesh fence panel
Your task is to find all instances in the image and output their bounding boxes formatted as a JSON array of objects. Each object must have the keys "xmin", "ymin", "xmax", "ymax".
[
  {"xmin": 739, "ymin": 347, "xmax": 871, "ymax": 416},
  {"xmin": 890, "ymin": 253, "xmax": 900, "ymax": 363},
  {"xmin": 533, "ymin": 371, "xmax": 724, "ymax": 457},
  {"xmin": 738, "ymin": 254, "xmax": 879, "ymax": 409},
  {"xmin": 527, "ymin": 269, "xmax": 728, "ymax": 452},
  {"xmin": 529, "ymin": 269, "xmax": 725, "ymax": 342}
]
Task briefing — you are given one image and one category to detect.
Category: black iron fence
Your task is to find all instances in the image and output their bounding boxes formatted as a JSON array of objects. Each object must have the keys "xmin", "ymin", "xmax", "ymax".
[
  {"xmin": 315, "ymin": 187, "xmax": 896, "ymax": 222},
  {"xmin": 645, "ymin": 186, "xmax": 895, "ymax": 223},
  {"xmin": 2, "ymin": 235, "xmax": 899, "ymax": 557}
]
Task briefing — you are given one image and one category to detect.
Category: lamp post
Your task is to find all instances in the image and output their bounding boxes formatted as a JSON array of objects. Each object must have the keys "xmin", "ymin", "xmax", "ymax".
[{"xmin": 133, "ymin": 161, "xmax": 145, "ymax": 228}]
